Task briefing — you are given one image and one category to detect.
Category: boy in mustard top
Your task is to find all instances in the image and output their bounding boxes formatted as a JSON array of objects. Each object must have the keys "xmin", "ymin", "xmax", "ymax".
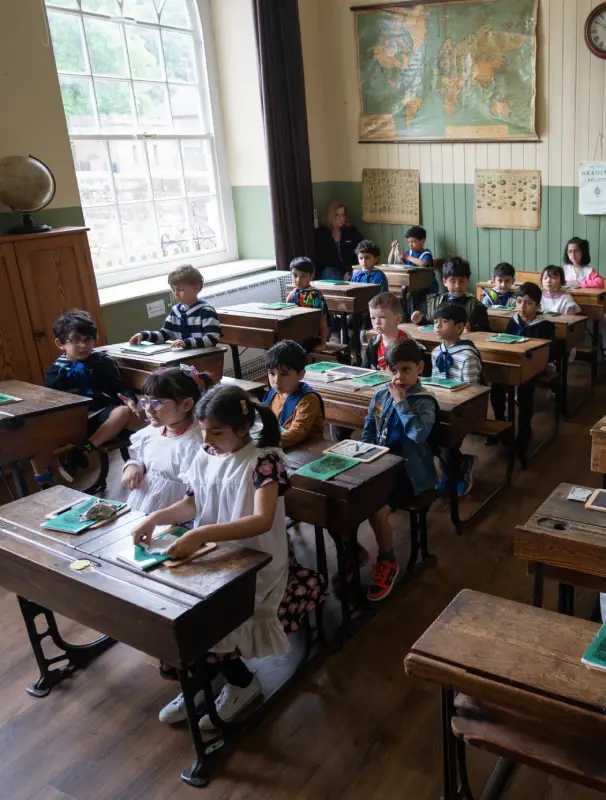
[{"xmin": 263, "ymin": 341, "xmax": 325, "ymax": 448}]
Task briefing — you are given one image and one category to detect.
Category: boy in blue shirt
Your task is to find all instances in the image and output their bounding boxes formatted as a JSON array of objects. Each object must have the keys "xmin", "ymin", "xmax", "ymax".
[
  {"xmin": 388, "ymin": 225, "xmax": 439, "ymax": 313},
  {"xmin": 361, "ymin": 339, "xmax": 438, "ymax": 602},
  {"xmin": 351, "ymin": 240, "xmax": 389, "ymax": 293},
  {"xmin": 481, "ymin": 262, "xmax": 517, "ymax": 307}
]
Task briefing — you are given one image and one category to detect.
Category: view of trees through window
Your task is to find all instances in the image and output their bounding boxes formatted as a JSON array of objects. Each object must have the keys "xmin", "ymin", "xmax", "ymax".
[{"xmin": 45, "ymin": 0, "xmax": 225, "ymax": 279}]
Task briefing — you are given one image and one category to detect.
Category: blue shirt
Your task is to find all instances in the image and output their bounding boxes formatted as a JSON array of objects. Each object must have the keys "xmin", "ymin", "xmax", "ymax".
[{"xmin": 351, "ymin": 268, "xmax": 389, "ymax": 293}]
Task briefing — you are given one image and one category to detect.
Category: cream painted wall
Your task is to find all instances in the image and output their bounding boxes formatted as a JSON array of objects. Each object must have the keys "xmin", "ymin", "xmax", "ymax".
[
  {"xmin": 302, "ymin": 0, "xmax": 606, "ymax": 187},
  {"xmin": 0, "ymin": 0, "xmax": 81, "ymax": 212}
]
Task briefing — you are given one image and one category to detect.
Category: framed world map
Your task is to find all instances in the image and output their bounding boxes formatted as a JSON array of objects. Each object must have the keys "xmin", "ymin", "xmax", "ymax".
[{"xmin": 353, "ymin": 0, "xmax": 539, "ymax": 142}]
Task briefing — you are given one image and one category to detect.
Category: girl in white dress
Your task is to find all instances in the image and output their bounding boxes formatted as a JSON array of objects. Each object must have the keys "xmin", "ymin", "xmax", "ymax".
[
  {"xmin": 132, "ymin": 384, "xmax": 290, "ymax": 729},
  {"xmin": 540, "ymin": 266, "xmax": 581, "ymax": 316},
  {"xmin": 121, "ymin": 366, "xmax": 211, "ymax": 513}
]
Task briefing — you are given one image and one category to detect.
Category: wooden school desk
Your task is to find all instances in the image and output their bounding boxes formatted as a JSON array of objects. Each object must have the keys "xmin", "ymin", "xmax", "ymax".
[
  {"xmin": 486, "ymin": 309, "xmax": 588, "ymax": 416},
  {"xmin": 98, "ymin": 343, "xmax": 228, "ymax": 390},
  {"xmin": 404, "ymin": 589, "xmax": 606, "ymax": 800},
  {"xmin": 515, "ymin": 481, "xmax": 606, "ymax": 615},
  {"xmin": 381, "ymin": 266, "xmax": 435, "ymax": 319},
  {"xmin": 0, "ymin": 485, "xmax": 270, "ymax": 788},
  {"xmin": 303, "ymin": 371, "xmax": 490, "ymax": 532},
  {"xmin": 0, "ymin": 379, "xmax": 91, "ymax": 497},
  {"xmin": 590, "ymin": 414, "xmax": 606, "ymax": 488},
  {"xmin": 217, "ymin": 303, "xmax": 322, "ymax": 379},
  {"xmin": 284, "ymin": 439, "xmax": 403, "ymax": 637}
]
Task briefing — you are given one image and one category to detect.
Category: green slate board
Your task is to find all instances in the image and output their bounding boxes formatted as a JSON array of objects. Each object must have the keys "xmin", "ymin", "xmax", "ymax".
[
  {"xmin": 295, "ymin": 455, "xmax": 359, "ymax": 481},
  {"xmin": 305, "ymin": 362, "xmax": 342, "ymax": 373},
  {"xmin": 258, "ymin": 302, "xmax": 294, "ymax": 310},
  {"xmin": 0, "ymin": 393, "xmax": 21, "ymax": 405},
  {"xmin": 41, "ymin": 498, "xmax": 126, "ymax": 534},
  {"xmin": 420, "ymin": 377, "xmax": 466, "ymax": 389},
  {"xmin": 351, "ymin": 372, "xmax": 392, "ymax": 387},
  {"xmin": 417, "ymin": 325, "xmax": 435, "ymax": 333},
  {"xmin": 582, "ymin": 624, "xmax": 606, "ymax": 672},
  {"xmin": 488, "ymin": 334, "xmax": 529, "ymax": 344},
  {"xmin": 117, "ymin": 527, "xmax": 188, "ymax": 571}
]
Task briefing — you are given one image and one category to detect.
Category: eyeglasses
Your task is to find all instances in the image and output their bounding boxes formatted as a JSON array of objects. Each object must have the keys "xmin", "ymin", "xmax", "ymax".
[
  {"xmin": 65, "ymin": 336, "xmax": 95, "ymax": 346},
  {"xmin": 138, "ymin": 397, "xmax": 171, "ymax": 411}
]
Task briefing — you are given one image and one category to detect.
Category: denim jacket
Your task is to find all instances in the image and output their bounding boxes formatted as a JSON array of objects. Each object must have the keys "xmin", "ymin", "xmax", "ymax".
[{"xmin": 362, "ymin": 381, "xmax": 438, "ymax": 495}]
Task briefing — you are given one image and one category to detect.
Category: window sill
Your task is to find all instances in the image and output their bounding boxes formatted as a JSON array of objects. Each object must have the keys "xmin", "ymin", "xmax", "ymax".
[{"xmin": 98, "ymin": 259, "xmax": 277, "ymax": 307}]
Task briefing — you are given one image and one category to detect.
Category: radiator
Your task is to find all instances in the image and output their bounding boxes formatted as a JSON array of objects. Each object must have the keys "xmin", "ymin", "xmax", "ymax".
[{"xmin": 200, "ymin": 269, "xmax": 291, "ymax": 380}]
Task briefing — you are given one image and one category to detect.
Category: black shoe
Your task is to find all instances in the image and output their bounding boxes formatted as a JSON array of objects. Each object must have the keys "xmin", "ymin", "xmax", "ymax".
[{"xmin": 59, "ymin": 447, "xmax": 90, "ymax": 477}]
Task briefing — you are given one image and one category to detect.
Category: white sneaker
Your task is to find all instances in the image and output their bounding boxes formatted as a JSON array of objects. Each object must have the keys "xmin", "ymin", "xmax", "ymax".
[
  {"xmin": 158, "ymin": 675, "xmax": 224, "ymax": 724},
  {"xmin": 198, "ymin": 676, "xmax": 261, "ymax": 731}
]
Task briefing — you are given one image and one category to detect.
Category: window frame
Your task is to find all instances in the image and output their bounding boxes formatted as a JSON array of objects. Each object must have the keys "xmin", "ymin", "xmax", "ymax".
[{"xmin": 45, "ymin": 0, "xmax": 238, "ymax": 289}]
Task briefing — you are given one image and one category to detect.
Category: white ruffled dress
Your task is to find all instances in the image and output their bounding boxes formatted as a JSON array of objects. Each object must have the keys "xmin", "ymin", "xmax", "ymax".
[
  {"xmin": 181, "ymin": 441, "xmax": 290, "ymax": 659},
  {"xmin": 124, "ymin": 422, "xmax": 203, "ymax": 514}
]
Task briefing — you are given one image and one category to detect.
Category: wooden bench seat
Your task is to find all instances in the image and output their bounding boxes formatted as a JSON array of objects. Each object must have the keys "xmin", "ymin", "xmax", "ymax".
[
  {"xmin": 471, "ymin": 419, "xmax": 512, "ymax": 439},
  {"xmin": 309, "ymin": 341, "xmax": 348, "ymax": 364}
]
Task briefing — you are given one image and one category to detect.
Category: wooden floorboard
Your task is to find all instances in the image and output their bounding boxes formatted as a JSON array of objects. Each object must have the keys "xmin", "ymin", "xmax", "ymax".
[{"xmin": 1, "ymin": 367, "xmax": 604, "ymax": 800}]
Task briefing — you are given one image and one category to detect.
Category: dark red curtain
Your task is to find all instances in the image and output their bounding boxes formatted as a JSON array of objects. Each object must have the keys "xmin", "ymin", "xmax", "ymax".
[{"xmin": 252, "ymin": 0, "xmax": 315, "ymax": 270}]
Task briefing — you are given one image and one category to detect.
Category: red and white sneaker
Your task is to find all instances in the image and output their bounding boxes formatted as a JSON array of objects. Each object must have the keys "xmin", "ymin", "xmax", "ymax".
[{"xmin": 367, "ymin": 558, "xmax": 400, "ymax": 602}]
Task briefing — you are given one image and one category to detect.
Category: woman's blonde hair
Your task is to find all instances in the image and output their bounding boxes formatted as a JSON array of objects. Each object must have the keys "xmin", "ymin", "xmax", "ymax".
[{"xmin": 322, "ymin": 200, "xmax": 347, "ymax": 229}]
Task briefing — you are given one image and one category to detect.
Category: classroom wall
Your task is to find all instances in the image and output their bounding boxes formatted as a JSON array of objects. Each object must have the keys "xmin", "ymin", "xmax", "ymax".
[{"xmin": 301, "ymin": 0, "xmax": 606, "ymax": 282}]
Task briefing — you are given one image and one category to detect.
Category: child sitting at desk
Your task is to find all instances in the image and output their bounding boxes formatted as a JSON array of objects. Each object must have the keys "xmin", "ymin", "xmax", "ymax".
[
  {"xmin": 129, "ymin": 264, "xmax": 221, "ymax": 350},
  {"xmin": 563, "ymin": 237, "xmax": 604, "ymax": 288},
  {"xmin": 490, "ymin": 282, "xmax": 555, "ymax": 461},
  {"xmin": 285, "ymin": 256, "xmax": 328, "ymax": 350},
  {"xmin": 362, "ymin": 292, "xmax": 408, "ymax": 370},
  {"xmin": 541, "ymin": 266, "xmax": 581, "ymax": 315},
  {"xmin": 481, "ymin": 262, "xmax": 516, "ymax": 307},
  {"xmin": 31, "ymin": 309, "xmax": 134, "ymax": 489},
  {"xmin": 387, "ymin": 225, "xmax": 439, "ymax": 305},
  {"xmin": 410, "ymin": 257, "xmax": 489, "ymax": 332},
  {"xmin": 431, "ymin": 304, "xmax": 483, "ymax": 497},
  {"xmin": 360, "ymin": 339, "xmax": 438, "ymax": 602},
  {"xmin": 351, "ymin": 240, "xmax": 389, "ymax": 293},
  {"xmin": 263, "ymin": 340, "xmax": 325, "ymax": 448}
]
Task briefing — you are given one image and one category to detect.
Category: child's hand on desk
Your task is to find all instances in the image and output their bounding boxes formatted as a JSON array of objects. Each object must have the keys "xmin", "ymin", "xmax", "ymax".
[
  {"xmin": 129, "ymin": 333, "xmax": 143, "ymax": 345},
  {"xmin": 285, "ymin": 289, "xmax": 296, "ymax": 302},
  {"xmin": 123, "ymin": 464, "xmax": 144, "ymax": 490},
  {"xmin": 168, "ymin": 529, "xmax": 205, "ymax": 559},
  {"xmin": 132, "ymin": 517, "xmax": 157, "ymax": 546},
  {"xmin": 170, "ymin": 339, "xmax": 186, "ymax": 349},
  {"xmin": 410, "ymin": 311, "xmax": 423, "ymax": 324}
]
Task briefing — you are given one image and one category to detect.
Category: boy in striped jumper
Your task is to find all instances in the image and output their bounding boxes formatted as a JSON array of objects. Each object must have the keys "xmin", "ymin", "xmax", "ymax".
[
  {"xmin": 431, "ymin": 303, "xmax": 483, "ymax": 498},
  {"xmin": 130, "ymin": 265, "xmax": 221, "ymax": 350}
]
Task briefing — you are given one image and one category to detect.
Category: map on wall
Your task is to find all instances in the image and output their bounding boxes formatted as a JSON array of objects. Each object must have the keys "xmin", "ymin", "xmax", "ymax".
[
  {"xmin": 362, "ymin": 168, "xmax": 420, "ymax": 225},
  {"xmin": 474, "ymin": 169, "xmax": 541, "ymax": 230},
  {"xmin": 353, "ymin": 0, "xmax": 538, "ymax": 142}
]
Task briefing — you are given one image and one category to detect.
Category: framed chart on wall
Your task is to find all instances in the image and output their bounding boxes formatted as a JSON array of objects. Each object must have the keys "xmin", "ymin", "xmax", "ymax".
[{"xmin": 352, "ymin": 0, "xmax": 539, "ymax": 143}]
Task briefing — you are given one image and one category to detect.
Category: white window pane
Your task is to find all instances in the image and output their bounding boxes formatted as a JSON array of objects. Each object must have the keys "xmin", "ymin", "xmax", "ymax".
[
  {"xmin": 46, "ymin": 0, "xmax": 79, "ymax": 9},
  {"xmin": 84, "ymin": 18, "xmax": 128, "ymax": 78},
  {"xmin": 157, "ymin": 200, "xmax": 192, "ymax": 256},
  {"xmin": 81, "ymin": 0, "xmax": 119, "ymax": 12},
  {"xmin": 84, "ymin": 206, "xmax": 123, "ymax": 271},
  {"xmin": 109, "ymin": 141, "xmax": 151, "ymax": 202},
  {"xmin": 95, "ymin": 79, "xmax": 136, "ymax": 130},
  {"xmin": 119, "ymin": 203, "xmax": 161, "ymax": 261},
  {"xmin": 72, "ymin": 140, "xmax": 114, "ymax": 205},
  {"xmin": 134, "ymin": 82, "xmax": 171, "ymax": 130},
  {"xmin": 160, "ymin": 0, "xmax": 191, "ymax": 29},
  {"xmin": 48, "ymin": 11, "xmax": 88, "ymax": 74},
  {"xmin": 124, "ymin": 0, "xmax": 157, "ymax": 22},
  {"xmin": 190, "ymin": 197, "xmax": 220, "ymax": 252},
  {"xmin": 163, "ymin": 30, "xmax": 196, "ymax": 83},
  {"xmin": 126, "ymin": 27, "xmax": 165, "ymax": 81},
  {"xmin": 59, "ymin": 75, "xmax": 97, "ymax": 132},
  {"xmin": 147, "ymin": 140, "xmax": 185, "ymax": 199},
  {"xmin": 181, "ymin": 140, "xmax": 214, "ymax": 194},
  {"xmin": 169, "ymin": 85, "xmax": 203, "ymax": 132}
]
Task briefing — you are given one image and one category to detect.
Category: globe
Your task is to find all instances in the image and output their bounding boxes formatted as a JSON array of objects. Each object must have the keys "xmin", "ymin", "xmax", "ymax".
[{"xmin": 0, "ymin": 155, "xmax": 57, "ymax": 234}]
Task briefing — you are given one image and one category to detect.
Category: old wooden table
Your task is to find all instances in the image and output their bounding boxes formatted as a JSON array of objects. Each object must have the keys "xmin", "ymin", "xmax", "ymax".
[
  {"xmin": 0, "ymin": 486, "xmax": 270, "ymax": 788},
  {"xmin": 381, "ymin": 266, "xmax": 435, "ymax": 319},
  {"xmin": 217, "ymin": 303, "xmax": 322, "ymax": 378},
  {"xmin": 485, "ymin": 309, "xmax": 588, "ymax": 415},
  {"xmin": 0, "ymin": 379, "xmax": 91, "ymax": 497},
  {"xmin": 590, "ymin": 414, "xmax": 606, "ymax": 488},
  {"xmin": 404, "ymin": 589, "xmax": 606, "ymax": 800},
  {"xmin": 304, "ymin": 371, "xmax": 491, "ymax": 532},
  {"xmin": 515, "ymin": 481, "xmax": 606, "ymax": 615},
  {"xmin": 98, "ymin": 343, "xmax": 228, "ymax": 390}
]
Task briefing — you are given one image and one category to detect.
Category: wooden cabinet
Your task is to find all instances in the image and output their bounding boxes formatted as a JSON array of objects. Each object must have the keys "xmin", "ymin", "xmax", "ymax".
[{"xmin": 0, "ymin": 227, "xmax": 106, "ymax": 384}]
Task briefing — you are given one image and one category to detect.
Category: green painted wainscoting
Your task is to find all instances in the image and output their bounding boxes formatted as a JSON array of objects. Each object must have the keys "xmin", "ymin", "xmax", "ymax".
[
  {"xmin": 101, "ymin": 292, "xmax": 174, "ymax": 344},
  {"xmin": 0, "ymin": 205, "xmax": 85, "ymax": 235},
  {"xmin": 312, "ymin": 182, "xmax": 606, "ymax": 283},
  {"xmin": 231, "ymin": 185, "xmax": 274, "ymax": 259}
]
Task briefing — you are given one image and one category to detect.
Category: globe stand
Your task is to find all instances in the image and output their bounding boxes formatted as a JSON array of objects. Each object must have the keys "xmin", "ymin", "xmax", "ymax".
[{"xmin": 8, "ymin": 213, "xmax": 52, "ymax": 235}]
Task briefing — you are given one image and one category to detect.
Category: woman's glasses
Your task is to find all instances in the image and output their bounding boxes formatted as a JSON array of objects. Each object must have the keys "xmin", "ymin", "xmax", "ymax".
[{"xmin": 138, "ymin": 397, "xmax": 170, "ymax": 411}]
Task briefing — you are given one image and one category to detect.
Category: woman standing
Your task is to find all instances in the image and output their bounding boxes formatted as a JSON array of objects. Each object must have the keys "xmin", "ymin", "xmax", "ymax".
[{"xmin": 314, "ymin": 201, "xmax": 364, "ymax": 280}]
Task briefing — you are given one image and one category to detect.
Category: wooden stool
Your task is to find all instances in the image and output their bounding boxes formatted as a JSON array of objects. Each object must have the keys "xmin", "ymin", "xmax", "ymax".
[
  {"xmin": 399, "ymin": 489, "xmax": 438, "ymax": 572},
  {"xmin": 309, "ymin": 341, "xmax": 349, "ymax": 364}
]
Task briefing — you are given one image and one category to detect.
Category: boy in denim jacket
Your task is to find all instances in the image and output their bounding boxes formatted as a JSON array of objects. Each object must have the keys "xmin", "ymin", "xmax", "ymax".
[{"xmin": 361, "ymin": 338, "xmax": 438, "ymax": 602}]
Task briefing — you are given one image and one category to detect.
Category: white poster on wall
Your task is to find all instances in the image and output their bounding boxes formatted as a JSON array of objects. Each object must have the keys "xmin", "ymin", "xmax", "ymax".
[{"xmin": 579, "ymin": 162, "xmax": 606, "ymax": 214}]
